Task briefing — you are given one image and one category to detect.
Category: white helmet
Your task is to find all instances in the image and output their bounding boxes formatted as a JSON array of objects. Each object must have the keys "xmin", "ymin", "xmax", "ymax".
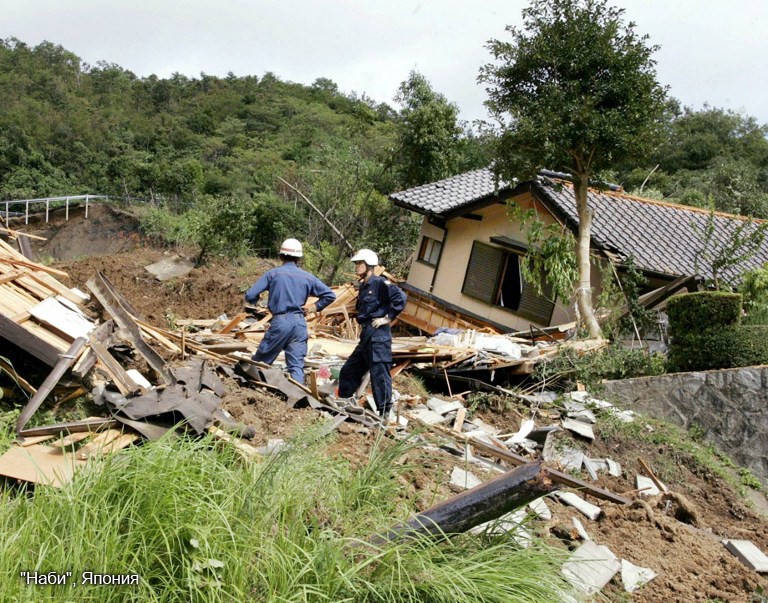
[
  {"xmin": 279, "ymin": 238, "xmax": 303, "ymax": 258},
  {"xmin": 351, "ymin": 249, "xmax": 378, "ymax": 266}
]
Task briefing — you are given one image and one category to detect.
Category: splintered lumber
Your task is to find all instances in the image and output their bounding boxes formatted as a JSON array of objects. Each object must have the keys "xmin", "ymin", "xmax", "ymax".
[
  {"xmin": 217, "ymin": 312, "xmax": 248, "ymax": 334},
  {"xmin": 0, "ymin": 356, "xmax": 36, "ymax": 395},
  {"xmin": 0, "ymin": 226, "xmax": 47, "ymax": 241},
  {"xmin": 418, "ymin": 419, "xmax": 630, "ymax": 506},
  {"xmin": 87, "ymin": 271, "xmax": 173, "ymax": 384},
  {"xmin": 89, "ymin": 337, "xmax": 142, "ymax": 396},
  {"xmin": 15, "ymin": 337, "xmax": 88, "ymax": 434},
  {"xmin": 0, "ymin": 311, "xmax": 61, "ymax": 366},
  {"xmin": 374, "ymin": 461, "xmax": 553, "ymax": 544}
]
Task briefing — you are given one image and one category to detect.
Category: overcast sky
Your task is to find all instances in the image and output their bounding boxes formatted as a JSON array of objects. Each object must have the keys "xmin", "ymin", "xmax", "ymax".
[{"xmin": 5, "ymin": 0, "xmax": 768, "ymax": 126}]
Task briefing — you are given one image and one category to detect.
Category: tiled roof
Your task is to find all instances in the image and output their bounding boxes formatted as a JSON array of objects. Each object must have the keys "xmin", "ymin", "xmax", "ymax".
[
  {"xmin": 390, "ymin": 169, "xmax": 768, "ymax": 282},
  {"xmin": 537, "ymin": 181, "xmax": 768, "ymax": 281},
  {"xmin": 389, "ymin": 169, "xmax": 510, "ymax": 214}
]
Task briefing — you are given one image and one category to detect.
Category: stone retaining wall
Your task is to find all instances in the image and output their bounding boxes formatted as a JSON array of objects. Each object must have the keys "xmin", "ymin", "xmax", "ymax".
[{"xmin": 602, "ymin": 366, "xmax": 768, "ymax": 484}]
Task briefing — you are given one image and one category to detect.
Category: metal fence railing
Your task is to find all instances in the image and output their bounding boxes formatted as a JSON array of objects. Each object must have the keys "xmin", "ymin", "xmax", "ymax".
[{"xmin": 1, "ymin": 195, "xmax": 110, "ymax": 224}]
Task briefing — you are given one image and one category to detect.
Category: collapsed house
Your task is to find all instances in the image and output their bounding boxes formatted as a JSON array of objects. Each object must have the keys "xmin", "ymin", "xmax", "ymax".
[{"xmin": 390, "ymin": 168, "xmax": 768, "ymax": 332}]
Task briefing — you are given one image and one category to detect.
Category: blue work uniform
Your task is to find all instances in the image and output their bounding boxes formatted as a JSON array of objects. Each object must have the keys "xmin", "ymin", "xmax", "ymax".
[
  {"xmin": 245, "ymin": 262, "xmax": 336, "ymax": 382},
  {"xmin": 338, "ymin": 274, "xmax": 406, "ymax": 416}
]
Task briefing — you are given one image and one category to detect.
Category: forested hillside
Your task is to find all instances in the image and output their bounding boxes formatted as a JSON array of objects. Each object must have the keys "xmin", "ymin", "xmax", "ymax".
[{"xmin": 1, "ymin": 37, "xmax": 767, "ymax": 280}]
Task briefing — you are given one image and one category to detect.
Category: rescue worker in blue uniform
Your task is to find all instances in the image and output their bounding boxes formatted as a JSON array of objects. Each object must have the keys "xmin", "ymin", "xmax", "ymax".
[
  {"xmin": 245, "ymin": 238, "xmax": 336, "ymax": 383},
  {"xmin": 338, "ymin": 249, "xmax": 406, "ymax": 420}
]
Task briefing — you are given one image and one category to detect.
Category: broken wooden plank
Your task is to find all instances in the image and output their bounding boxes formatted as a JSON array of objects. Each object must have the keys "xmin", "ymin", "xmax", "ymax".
[
  {"xmin": 15, "ymin": 337, "xmax": 88, "ymax": 434},
  {"xmin": 0, "ymin": 445, "xmax": 86, "ymax": 487},
  {"xmin": 0, "ymin": 311, "xmax": 62, "ymax": 366},
  {"xmin": 87, "ymin": 271, "xmax": 173, "ymax": 384},
  {"xmin": 217, "ymin": 312, "xmax": 248, "ymax": 334},
  {"xmin": 89, "ymin": 337, "xmax": 142, "ymax": 396}
]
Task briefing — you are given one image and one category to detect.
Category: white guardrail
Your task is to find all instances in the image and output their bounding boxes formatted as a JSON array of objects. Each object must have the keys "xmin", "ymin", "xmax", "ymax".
[{"xmin": 2, "ymin": 195, "xmax": 110, "ymax": 224}]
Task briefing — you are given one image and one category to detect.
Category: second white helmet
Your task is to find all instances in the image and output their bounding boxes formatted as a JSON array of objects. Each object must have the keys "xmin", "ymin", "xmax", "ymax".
[
  {"xmin": 279, "ymin": 238, "xmax": 303, "ymax": 258},
  {"xmin": 351, "ymin": 249, "xmax": 378, "ymax": 266}
]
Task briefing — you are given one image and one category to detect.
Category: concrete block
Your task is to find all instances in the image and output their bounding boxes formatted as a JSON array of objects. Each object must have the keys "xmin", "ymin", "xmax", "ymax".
[
  {"xmin": 555, "ymin": 491, "xmax": 603, "ymax": 520},
  {"xmin": 450, "ymin": 466, "xmax": 482, "ymax": 490},
  {"xmin": 723, "ymin": 539, "xmax": 768, "ymax": 572},
  {"xmin": 621, "ymin": 559, "xmax": 657, "ymax": 592},
  {"xmin": 561, "ymin": 541, "xmax": 620, "ymax": 595}
]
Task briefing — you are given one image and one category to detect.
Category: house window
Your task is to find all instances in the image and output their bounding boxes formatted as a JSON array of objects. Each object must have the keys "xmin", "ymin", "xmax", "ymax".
[
  {"xmin": 461, "ymin": 241, "xmax": 555, "ymax": 324},
  {"xmin": 418, "ymin": 236, "xmax": 442, "ymax": 266}
]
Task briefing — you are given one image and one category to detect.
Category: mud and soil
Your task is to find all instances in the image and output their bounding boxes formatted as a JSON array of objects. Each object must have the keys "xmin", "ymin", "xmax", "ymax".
[{"xmin": 16, "ymin": 204, "xmax": 768, "ymax": 602}]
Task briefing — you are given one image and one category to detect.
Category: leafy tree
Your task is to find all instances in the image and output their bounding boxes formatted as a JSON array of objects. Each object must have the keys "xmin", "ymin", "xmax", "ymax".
[
  {"xmin": 394, "ymin": 71, "xmax": 462, "ymax": 187},
  {"xmin": 692, "ymin": 209, "xmax": 768, "ymax": 291},
  {"xmin": 481, "ymin": 0, "xmax": 667, "ymax": 337}
]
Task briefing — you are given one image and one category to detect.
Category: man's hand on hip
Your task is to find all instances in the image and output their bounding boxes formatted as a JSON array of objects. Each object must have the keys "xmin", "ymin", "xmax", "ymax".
[{"xmin": 371, "ymin": 316, "xmax": 391, "ymax": 328}]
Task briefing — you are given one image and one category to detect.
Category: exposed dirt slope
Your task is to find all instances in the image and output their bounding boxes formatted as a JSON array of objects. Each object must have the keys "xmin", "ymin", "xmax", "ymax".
[{"xmin": 14, "ymin": 204, "xmax": 768, "ymax": 602}]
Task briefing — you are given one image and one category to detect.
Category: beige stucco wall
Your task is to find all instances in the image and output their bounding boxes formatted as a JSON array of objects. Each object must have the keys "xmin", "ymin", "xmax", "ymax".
[{"xmin": 406, "ymin": 194, "xmax": 602, "ymax": 330}]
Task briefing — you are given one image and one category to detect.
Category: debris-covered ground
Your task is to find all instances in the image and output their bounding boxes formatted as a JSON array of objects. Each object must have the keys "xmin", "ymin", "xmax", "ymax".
[{"xmin": 6, "ymin": 204, "xmax": 768, "ymax": 602}]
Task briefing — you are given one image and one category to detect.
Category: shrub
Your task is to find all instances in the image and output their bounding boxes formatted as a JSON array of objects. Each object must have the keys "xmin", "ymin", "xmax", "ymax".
[
  {"xmin": 668, "ymin": 325, "xmax": 768, "ymax": 372},
  {"xmin": 667, "ymin": 291, "xmax": 742, "ymax": 337},
  {"xmin": 534, "ymin": 345, "xmax": 666, "ymax": 391}
]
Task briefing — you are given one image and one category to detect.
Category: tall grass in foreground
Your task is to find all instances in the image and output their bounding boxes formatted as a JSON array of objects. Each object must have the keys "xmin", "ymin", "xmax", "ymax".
[{"xmin": 0, "ymin": 427, "xmax": 574, "ymax": 602}]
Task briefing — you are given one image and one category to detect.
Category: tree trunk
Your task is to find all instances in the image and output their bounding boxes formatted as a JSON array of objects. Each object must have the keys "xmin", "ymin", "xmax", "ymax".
[{"xmin": 573, "ymin": 175, "xmax": 602, "ymax": 338}]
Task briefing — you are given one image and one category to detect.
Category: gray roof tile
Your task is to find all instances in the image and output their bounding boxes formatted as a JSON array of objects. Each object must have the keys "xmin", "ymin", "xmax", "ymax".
[{"xmin": 390, "ymin": 168, "xmax": 768, "ymax": 282}]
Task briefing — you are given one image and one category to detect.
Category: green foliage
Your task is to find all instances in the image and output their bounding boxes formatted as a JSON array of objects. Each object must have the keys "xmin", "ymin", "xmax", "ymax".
[
  {"xmin": 506, "ymin": 202, "xmax": 578, "ymax": 302},
  {"xmin": 533, "ymin": 345, "xmax": 666, "ymax": 391},
  {"xmin": 739, "ymin": 467, "xmax": 762, "ymax": 491},
  {"xmin": 481, "ymin": 0, "xmax": 667, "ymax": 336},
  {"xmin": 623, "ymin": 106, "xmax": 768, "ymax": 218},
  {"xmin": 668, "ymin": 325, "xmax": 768, "ymax": 372},
  {"xmin": 0, "ymin": 426, "xmax": 573, "ymax": 602},
  {"xmin": 596, "ymin": 257, "xmax": 657, "ymax": 340},
  {"xmin": 667, "ymin": 292, "xmax": 743, "ymax": 335},
  {"xmin": 692, "ymin": 209, "xmax": 768, "ymax": 290},
  {"xmin": 394, "ymin": 71, "xmax": 462, "ymax": 187},
  {"xmin": 739, "ymin": 264, "xmax": 768, "ymax": 325}
]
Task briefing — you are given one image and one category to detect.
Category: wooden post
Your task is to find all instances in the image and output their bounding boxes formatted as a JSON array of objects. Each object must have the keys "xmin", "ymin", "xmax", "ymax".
[{"xmin": 372, "ymin": 461, "xmax": 554, "ymax": 544}]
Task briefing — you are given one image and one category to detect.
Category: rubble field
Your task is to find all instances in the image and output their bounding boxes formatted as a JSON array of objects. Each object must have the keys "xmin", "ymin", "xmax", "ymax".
[{"xmin": 8, "ymin": 204, "xmax": 768, "ymax": 602}]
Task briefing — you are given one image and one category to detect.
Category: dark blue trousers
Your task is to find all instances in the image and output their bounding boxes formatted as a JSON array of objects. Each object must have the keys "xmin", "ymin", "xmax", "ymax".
[
  {"xmin": 252, "ymin": 314, "xmax": 308, "ymax": 383},
  {"xmin": 338, "ymin": 324, "xmax": 393, "ymax": 416}
]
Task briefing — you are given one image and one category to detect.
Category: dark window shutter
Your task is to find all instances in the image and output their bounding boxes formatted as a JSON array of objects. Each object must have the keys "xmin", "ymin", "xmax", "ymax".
[
  {"xmin": 462, "ymin": 242, "xmax": 503, "ymax": 304},
  {"xmin": 517, "ymin": 278, "xmax": 556, "ymax": 324}
]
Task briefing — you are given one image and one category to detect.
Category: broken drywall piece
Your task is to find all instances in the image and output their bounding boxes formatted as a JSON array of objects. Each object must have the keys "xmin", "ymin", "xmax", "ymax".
[
  {"xmin": 621, "ymin": 559, "xmax": 657, "ymax": 592},
  {"xmin": 544, "ymin": 446, "xmax": 584, "ymax": 472},
  {"xmin": 572, "ymin": 517, "xmax": 592, "ymax": 541},
  {"xmin": 562, "ymin": 540, "xmax": 621, "ymax": 595},
  {"xmin": 126, "ymin": 369, "xmax": 152, "ymax": 389},
  {"xmin": 606, "ymin": 458, "xmax": 622, "ymax": 477},
  {"xmin": 505, "ymin": 418, "xmax": 535, "ymax": 445},
  {"xmin": 470, "ymin": 509, "xmax": 532, "ymax": 547},
  {"xmin": 29, "ymin": 297, "xmax": 95, "ymax": 340},
  {"xmin": 409, "ymin": 407, "xmax": 449, "ymax": 425},
  {"xmin": 555, "ymin": 491, "xmax": 603, "ymax": 520},
  {"xmin": 568, "ymin": 408, "xmax": 597, "ymax": 424},
  {"xmin": 528, "ymin": 497, "xmax": 552, "ymax": 520},
  {"xmin": 583, "ymin": 456, "xmax": 598, "ymax": 481},
  {"xmin": 450, "ymin": 466, "xmax": 482, "ymax": 490},
  {"xmin": 561, "ymin": 418, "xmax": 595, "ymax": 440},
  {"xmin": 723, "ymin": 539, "xmax": 768, "ymax": 573},
  {"xmin": 636, "ymin": 475, "xmax": 662, "ymax": 496},
  {"xmin": 426, "ymin": 397, "xmax": 463, "ymax": 415}
]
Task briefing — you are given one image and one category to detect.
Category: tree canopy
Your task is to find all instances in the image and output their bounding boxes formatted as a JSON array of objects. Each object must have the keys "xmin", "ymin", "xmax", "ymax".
[{"xmin": 481, "ymin": 0, "xmax": 668, "ymax": 337}]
